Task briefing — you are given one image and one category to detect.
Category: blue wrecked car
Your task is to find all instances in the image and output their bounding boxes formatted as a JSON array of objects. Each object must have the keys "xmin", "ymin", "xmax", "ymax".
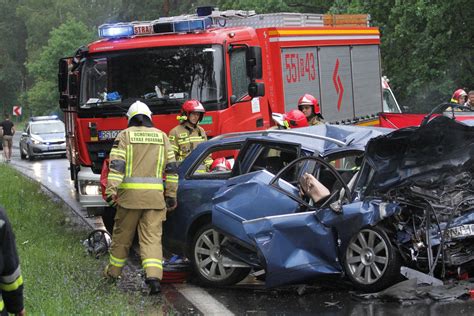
[
  {"xmin": 163, "ymin": 124, "xmax": 390, "ymax": 286},
  {"xmin": 212, "ymin": 116, "xmax": 474, "ymax": 292}
]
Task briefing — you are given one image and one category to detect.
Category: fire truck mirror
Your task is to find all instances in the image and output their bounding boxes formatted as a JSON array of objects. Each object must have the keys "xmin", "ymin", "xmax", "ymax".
[
  {"xmin": 59, "ymin": 95, "xmax": 68, "ymax": 110},
  {"xmin": 248, "ymin": 82, "xmax": 265, "ymax": 98},
  {"xmin": 69, "ymin": 74, "xmax": 78, "ymax": 96},
  {"xmin": 58, "ymin": 58, "xmax": 69, "ymax": 93},
  {"xmin": 246, "ymin": 46, "xmax": 262, "ymax": 80}
]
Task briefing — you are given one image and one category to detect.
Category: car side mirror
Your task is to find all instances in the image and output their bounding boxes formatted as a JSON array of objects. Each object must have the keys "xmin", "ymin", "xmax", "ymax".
[{"xmin": 22, "ymin": 132, "xmax": 27, "ymax": 137}]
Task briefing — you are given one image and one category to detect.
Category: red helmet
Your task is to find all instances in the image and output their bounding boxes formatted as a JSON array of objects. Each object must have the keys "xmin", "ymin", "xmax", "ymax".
[
  {"xmin": 210, "ymin": 158, "xmax": 232, "ymax": 172},
  {"xmin": 181, "ymin": 99, "xmax": 205, "ymax": 121},
  {"xmin": 283, "ymin": 109, "xmax": 309, "ymax": 128},
  {"xmin": 451, "ymin": 89, "xmax": 467, "ymax": 104},
  {"xmin": 297, "ymin": 94, "xmax": 320, "ymax": 114}
]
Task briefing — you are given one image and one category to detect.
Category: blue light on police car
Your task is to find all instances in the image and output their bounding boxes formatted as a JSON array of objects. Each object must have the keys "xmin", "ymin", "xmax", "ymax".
[{"xmin": 98, "ymin": 23, "xmax": 134, "ymax": 38}]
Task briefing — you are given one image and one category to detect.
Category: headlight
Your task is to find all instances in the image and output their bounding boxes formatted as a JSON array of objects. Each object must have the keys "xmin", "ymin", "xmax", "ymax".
[
  {"xmin": 32, "ymin": 138, "xmax": 42, "ymax": 144},
  {"xmin": 80, "ymin": 181, "xmax": 101, "ymax": 196}
]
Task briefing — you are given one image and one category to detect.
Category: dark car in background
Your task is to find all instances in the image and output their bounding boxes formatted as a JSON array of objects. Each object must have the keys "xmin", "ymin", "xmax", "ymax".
[
  {"xmin": 162, "ymin": 124, "xmax": 390, "ymax": 286},
  {"xmin": 19, "ymin": 116, "xmax": 66, "ymax": 161},
  {"xmin": 212, "ymin": 116, "xmax": 474, "ymax": 292}
]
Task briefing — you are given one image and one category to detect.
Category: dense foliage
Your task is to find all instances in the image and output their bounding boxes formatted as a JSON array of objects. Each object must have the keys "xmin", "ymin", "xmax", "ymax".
[{"xmin": 0, "ymin": 0, "xmax": 471, "ymax": 115}]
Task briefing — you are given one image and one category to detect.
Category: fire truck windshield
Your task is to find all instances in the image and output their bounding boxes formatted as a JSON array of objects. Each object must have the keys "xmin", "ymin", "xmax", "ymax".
[{"xmin": 80, "ymin": 44, "xmax": 225, "ymax": 112}]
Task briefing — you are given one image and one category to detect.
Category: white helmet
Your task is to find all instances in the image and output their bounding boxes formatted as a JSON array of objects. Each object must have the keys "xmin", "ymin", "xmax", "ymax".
[{"xmin": 126, "ymin": 101, "xmax": 152, "ymax": 121}]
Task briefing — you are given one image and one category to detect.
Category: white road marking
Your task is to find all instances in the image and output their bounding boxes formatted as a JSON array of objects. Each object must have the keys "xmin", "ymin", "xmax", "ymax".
[{"xmin": 173, "ymin": 284, "xmax": 234, "ymax": 315}]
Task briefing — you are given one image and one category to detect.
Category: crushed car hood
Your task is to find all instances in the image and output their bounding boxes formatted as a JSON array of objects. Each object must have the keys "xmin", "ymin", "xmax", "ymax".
[{"xmin": 364, "ymin": 116, "xmax": 474, "ymax": 193}]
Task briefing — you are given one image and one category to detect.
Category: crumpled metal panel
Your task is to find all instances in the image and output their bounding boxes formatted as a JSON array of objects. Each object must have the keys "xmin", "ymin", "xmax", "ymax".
[
  {"xmin": 242, "ymin": 211, "xmax": 341, "ymax": 288},
  {"xmin": 317, "ymin": 200, "xmax": 401, "ymax": 249},
  {"xmin": 214, "ymin": 182, "xmax": 402, "ymax": 287},
  {"xmin": 364, "ymin": 117, "xmax": 474, "ymax": 193},
  {"xmin": 212, "ymin": 170, "xmax": 300, "ymax": 247}
]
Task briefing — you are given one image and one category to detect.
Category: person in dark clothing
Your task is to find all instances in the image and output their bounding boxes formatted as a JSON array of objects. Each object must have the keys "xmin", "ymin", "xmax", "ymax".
[
  {"xmin": 0, "ymin": 115, "xmax": 15, "ymax": 162},
  {"xmin": 0, "ymin": 206, "xmax": 25, "ymax": 316}
]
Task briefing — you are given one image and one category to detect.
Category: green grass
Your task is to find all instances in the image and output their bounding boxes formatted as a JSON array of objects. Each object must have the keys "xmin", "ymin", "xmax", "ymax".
[{"xmin": 0, "ymin": 165, "xmax": 166, "ymax": 315}]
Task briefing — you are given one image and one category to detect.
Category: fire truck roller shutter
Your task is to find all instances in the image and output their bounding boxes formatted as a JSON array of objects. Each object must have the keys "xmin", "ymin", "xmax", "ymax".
[
  {"xmin": 281, "ymin": 47, "xmax": 320, "ymax": 114},
  {"xmin": 350, "ymin": 45, "xmax": 382, "ymax": 120},
  {"xmin": 318, "ymin": 46, "xmax": 354, "ymax": 123}
]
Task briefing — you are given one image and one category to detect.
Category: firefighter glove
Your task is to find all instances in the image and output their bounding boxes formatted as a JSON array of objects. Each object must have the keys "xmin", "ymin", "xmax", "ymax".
[
  {"xmin": 165, "ymin": 197, "xmax": 177, "ymax": 211},
  {"xmin": 106, "ymin": 194, "xmax": 118, "ymax": 208}
]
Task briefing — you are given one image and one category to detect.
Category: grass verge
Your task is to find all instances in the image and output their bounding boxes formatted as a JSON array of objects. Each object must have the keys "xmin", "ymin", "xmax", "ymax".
[{"xmin": 0, "ymin": 164, "xmax": 164, "ymax": 314}]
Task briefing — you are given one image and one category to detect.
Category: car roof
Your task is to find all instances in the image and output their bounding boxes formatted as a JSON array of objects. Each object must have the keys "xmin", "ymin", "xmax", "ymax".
[{"xmin": 210, "ymin": 124, "xmax": 392, "ymax": 154}]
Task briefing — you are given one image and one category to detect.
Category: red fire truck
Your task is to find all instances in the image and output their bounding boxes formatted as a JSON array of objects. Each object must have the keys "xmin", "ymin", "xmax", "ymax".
[{"xmin": 58, "ymin": 7, "xmax": 400, "ymax": 212}]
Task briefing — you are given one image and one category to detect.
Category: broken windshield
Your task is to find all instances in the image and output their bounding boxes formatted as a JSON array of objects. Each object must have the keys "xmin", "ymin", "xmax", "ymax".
[{"xmin": 80, "ymin": 44, "xmax": 225, "ymax": 110}]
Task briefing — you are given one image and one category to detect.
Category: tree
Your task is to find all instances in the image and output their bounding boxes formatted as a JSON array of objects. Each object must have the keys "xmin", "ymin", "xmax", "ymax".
[
  {"xmin": 26, "ymin": 17, "xmax": 94, "ymax": 115},
  {"xmin": 330, "ymin": 0, "xmax": 473, "ymax": 111}
]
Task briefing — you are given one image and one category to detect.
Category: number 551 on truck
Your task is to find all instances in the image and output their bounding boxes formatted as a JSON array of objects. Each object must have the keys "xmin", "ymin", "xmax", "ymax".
[{"xmin": 58, "ymin": 7, "xmax": 401, "ymax": 213}]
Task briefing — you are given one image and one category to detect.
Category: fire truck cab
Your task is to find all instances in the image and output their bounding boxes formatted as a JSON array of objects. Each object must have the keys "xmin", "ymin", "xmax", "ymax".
[{"xmin": 58, "ymin": 7, "xmax": 394, "ymax": 212}]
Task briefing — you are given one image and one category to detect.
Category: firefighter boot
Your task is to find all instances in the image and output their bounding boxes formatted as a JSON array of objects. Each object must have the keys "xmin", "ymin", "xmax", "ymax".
[{"xmin": 145, "ymin": 278, "xmax": 161, "ymax": 295}]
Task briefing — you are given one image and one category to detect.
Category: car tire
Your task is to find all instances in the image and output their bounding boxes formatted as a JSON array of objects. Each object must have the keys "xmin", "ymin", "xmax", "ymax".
[
  {"xmin": 20, "ymin": 145, "xmax": 26, "ymax": 160},
  {"xmin": 27, "ymin": 146, "xmax": 34, "ymax": 161},
  {"xmin": 191, "ymin": 223, "xmax": 250, "ymax": 286},
  {"xmin": 344, "ymin": 226, "xmax": 401, "ymax": 292}
]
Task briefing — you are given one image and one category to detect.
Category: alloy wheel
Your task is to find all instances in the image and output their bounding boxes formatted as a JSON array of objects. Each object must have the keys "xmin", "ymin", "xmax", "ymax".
[{"xmin": 345, "ymin": 228, "xmax": 389, "ymax": 285}]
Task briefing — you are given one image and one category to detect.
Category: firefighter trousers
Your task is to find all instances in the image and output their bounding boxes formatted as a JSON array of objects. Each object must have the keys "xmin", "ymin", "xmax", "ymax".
[{"xmin": 107, "ymin": 206, "xmax": 167, "ymax": 280}]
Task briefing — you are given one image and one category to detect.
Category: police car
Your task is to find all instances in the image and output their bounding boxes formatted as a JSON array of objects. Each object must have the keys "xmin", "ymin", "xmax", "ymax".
[{"xmin": 19, "ymin": 116, "xmax": 66, "ymax": 160}]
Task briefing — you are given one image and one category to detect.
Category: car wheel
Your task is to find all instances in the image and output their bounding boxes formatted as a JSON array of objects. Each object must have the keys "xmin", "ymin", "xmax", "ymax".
[
  {"xmin": 20, "ymin": 145, "xmax": 26, "ymax": 160},
  {"xmin": 344, "ymin": 226, "xmax": 401, "ymax": 292},
  {"xmin": 27, "ymin": 146, "xmax": 35, "ymax": 161},
  {"xmin": 191, "ymin": 223, "xmax": 250, "ymax": 286}
]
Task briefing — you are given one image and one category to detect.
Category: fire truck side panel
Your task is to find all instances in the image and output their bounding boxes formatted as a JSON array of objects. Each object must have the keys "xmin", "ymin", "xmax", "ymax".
[
  {"xmin": 318, "ymin": 46, "xmax": 354, "ymax": 122},
  {"xmin": 280, "ymin": 47, "xmax": 320, "ymax": 113},
  {"xmin": 351, "ymin": 45, "xmax": 382, "ymax": 119}
]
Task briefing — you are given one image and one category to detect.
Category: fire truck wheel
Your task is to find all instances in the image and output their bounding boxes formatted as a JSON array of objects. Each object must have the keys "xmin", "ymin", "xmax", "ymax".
[{"xmin": 191, "ymin": 223, "xmax": 250, "ymax": 286}]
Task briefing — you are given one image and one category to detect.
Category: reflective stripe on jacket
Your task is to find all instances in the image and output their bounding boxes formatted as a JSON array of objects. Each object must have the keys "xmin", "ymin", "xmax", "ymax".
[
  {"xmin": 105, "ymin": 126, "xmax": 178, "ymax": 209},
  {"xmin": 0, "ymin": 207, "xmax": 24, "ymax": 314},
  {"xmin": 169, "ymin": 123, "xmax": 212, "ymax": 169}
]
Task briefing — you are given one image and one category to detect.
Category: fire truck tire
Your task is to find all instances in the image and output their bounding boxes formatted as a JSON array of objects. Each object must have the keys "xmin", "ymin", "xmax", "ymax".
[{"xmin": 191, "ymin": 223, "xmax": 250, "ymax": 286}]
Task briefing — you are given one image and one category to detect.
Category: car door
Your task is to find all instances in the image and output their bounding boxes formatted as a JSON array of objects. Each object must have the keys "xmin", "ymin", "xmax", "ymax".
[
  {"xmin": 235, "ymin": 156, "xmax": 351, "ymax": 287},
  {"xmin": 163, "ymin": 142, "xmax": 243, "ymax": 251}
]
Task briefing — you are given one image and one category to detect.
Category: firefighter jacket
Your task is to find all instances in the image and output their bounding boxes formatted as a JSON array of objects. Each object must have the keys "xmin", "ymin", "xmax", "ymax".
[
  {"xmin": 169, "ymin": 122, "xmax": 212, "ymax": 170},
  {"xmin": 105, "ymin": 126, "xmax": 178, "ymax": 210},
  {"xmin": 0, "ymin": 207, "xmax": 24, "ymax": 315}
]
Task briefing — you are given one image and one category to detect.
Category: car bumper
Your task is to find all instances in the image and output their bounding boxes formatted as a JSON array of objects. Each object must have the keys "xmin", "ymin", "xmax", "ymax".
[
  {"xmin": 30, "ymin": 142, "xmax": 66, "ymax": 156},
  {"xmin": 77, "ymin": 168, "xmax": 107, "ymax": 208}
]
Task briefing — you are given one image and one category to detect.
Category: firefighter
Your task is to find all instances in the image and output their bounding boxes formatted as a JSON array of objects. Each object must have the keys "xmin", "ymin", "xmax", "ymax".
[
  {"xmin": 283, "ymin": 109, "xmax": 309, "ymax": 129},
  {"xmin": 0, "ymin": 206, "xmax": 25, "ymax": 316},
  {"xmin": 466, "ymin": 91, "xmax": 474, "ymax": 109},
  {"xmin": 450, "ymin": 89, "xmax": 468, "ymax": 104},
  {"xmin": 297, "ymin": 94, "xmax": 324, "ymax": 125},
  {"xmin": 104, "ymin": 101, "xmax": 178, "ymax": 295},
  {"xmin": 169, "ymin": 99, "xmax": 212, "ymax": 172}
]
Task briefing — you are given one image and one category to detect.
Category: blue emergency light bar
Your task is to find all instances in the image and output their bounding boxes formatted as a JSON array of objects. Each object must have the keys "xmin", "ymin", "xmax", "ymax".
[
  {"xmin": 30, "ymin": 115, "xmax": 59, "ymax": 121},
  {"xmin": 98, "ymin": 23, "xmax": 134, "ymax": 38},
  {"xmin": 98, "ymin": 16, "xmax": 212, "ymax": 39}
]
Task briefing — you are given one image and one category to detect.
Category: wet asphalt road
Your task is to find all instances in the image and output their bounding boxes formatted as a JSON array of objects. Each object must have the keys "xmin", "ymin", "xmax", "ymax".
[{"xmin": 3, "ymin": 133, "xmax": 474, "ymax": 315}]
